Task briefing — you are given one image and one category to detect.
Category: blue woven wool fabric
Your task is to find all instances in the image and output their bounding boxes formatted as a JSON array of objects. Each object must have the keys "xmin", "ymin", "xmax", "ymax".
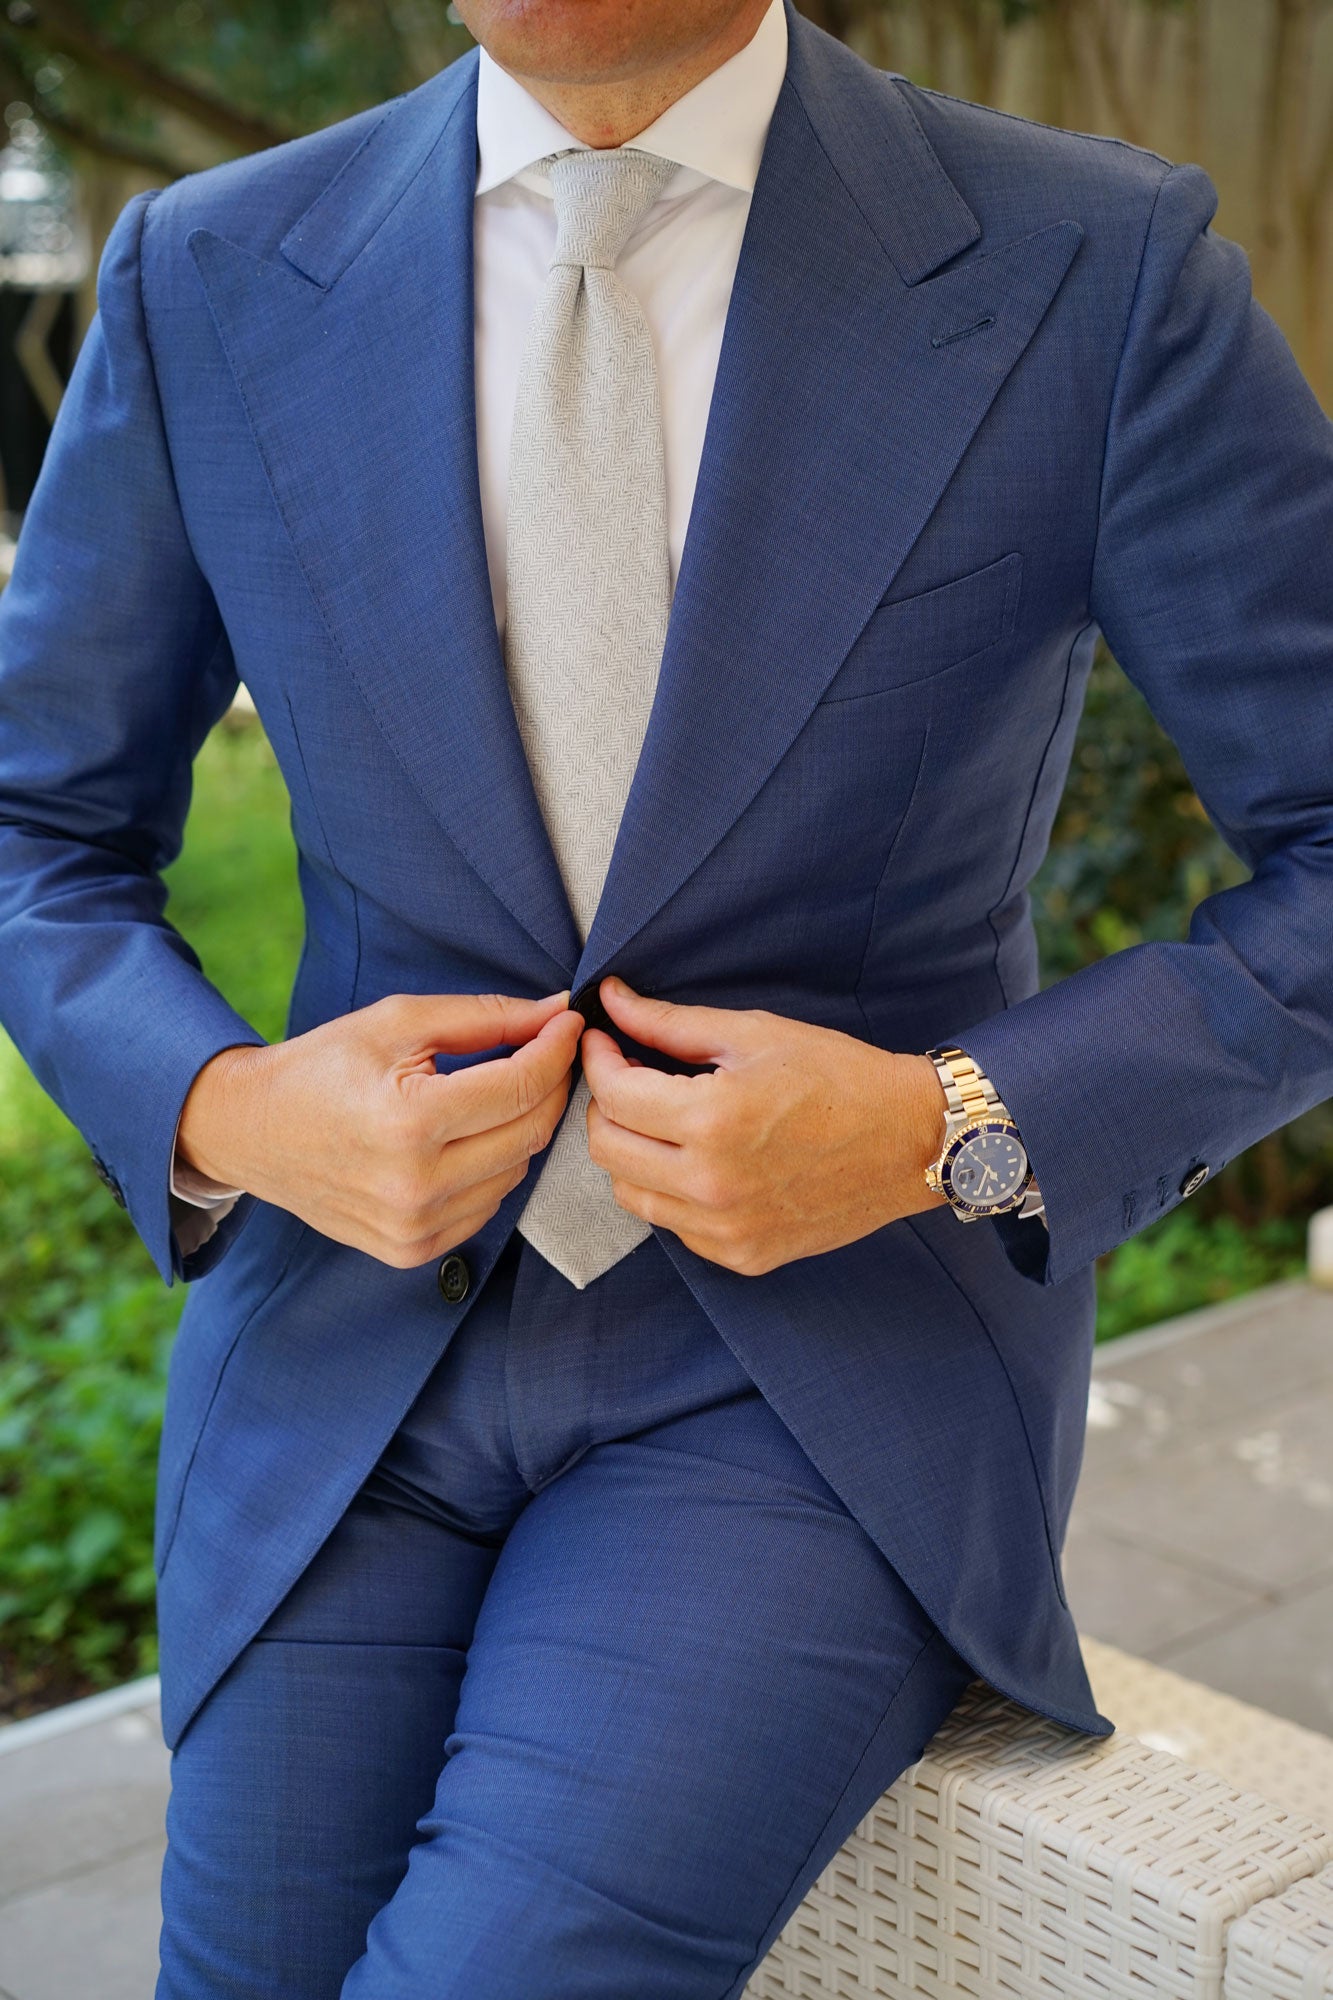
[
  {"xmin": 155, "ymin": 1226, "xmax": 980, "ymax": 1998},
  {"xmin": 0, "ymin": 0, "xmax": 1331, "ymax": 1788}
]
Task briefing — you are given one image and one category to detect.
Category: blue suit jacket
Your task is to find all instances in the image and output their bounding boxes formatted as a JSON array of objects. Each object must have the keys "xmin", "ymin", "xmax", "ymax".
[{"xmin": 2, "ymin": 4, "xmax": 1331, "ymax": 1752}]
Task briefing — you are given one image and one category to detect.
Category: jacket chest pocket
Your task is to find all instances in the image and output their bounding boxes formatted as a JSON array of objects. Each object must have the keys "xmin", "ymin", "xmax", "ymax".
[{"xmin": 818, "ymin": 550, "xmax": 1023, "ymax": 704}]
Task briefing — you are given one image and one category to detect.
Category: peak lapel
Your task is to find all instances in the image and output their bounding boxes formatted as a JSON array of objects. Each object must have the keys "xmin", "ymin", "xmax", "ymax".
[
  {"xmin": 572, "ymin": 7, "xmax": 1084, "ymax": 993},
  {"xmin": 189, "ymin": 51, "xmax": 583, "ymax": 979}
]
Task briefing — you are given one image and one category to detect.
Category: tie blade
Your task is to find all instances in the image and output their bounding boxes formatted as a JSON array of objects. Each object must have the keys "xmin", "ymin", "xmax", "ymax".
[
  {"xmin": 516, "ymin": 1074, "xmax": 653, "ymax": 1288},
  {"xmin": 502, "ymin": 149, "xmax": 673, "ymax": 1288}
]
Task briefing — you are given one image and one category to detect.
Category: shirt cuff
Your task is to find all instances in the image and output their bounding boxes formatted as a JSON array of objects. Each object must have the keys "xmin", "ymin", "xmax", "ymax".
[
  {"xmin": 169, "ymin": 1187, "xmax": 238, "ymax": 1258},
  {"xmin": 1020, "ymin": 1179, "xmax": 1048, "ymax": 1229},
  {"xmin": 169, "ymin": 1103, "xmax": 244, "ymax": 1206}
]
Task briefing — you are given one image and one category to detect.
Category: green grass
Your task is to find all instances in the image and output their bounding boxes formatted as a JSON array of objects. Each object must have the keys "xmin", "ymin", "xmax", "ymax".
[
  {"xmin": 0, "ymin": 719, "xmax": 302, "ymax": 1154},
  {"xmin": 155, "ymin": 719, "xmax": 305, "ymax": 1042},
  {"xmin": 0, "ymin": 719, "xmax": 302, "ymax": 1715}
]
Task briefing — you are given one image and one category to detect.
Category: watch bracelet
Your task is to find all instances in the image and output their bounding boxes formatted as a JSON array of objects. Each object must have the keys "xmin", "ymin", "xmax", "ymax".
[
  {"xmin": 924, "ymin": 1044, "xmax": 1044, "ymax": 1218},
  {"xmin": 924, "ymin": 1045, "xmax": 1001, "ymax": 1123}
]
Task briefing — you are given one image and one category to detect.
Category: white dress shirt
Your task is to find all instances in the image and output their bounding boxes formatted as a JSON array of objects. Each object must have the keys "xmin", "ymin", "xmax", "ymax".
[
  {"xmin": 473, "ymin": 0, "xmax": 787, "ymax": 632},
  {"xmin": 168, "ymin": 0, "xmax": 790, "ymax": 1251}
]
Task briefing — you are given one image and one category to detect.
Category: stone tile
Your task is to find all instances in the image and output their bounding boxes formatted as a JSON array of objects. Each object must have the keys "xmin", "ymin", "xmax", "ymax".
[
  {"xmin": 1062, "ymin": 1514, "xmax": 1261, "ymax": 1657},
  {"xmin": 1159, "ymin": 1576, "xmax": 1333, "ymax": 1739},
  {"xmin": 1077, "ymin": 1386, "xmax": 1333, "ymax": 1594},
  {"xmin": 0, "ymin": 1839, "xmax": 163, "ymax": 2000},
  {"xmin": 0, "ymin": 1705, "xmax": 169, "ymax": 1903},
  {"xmin": 1085, "ymin": 1282, "xmax": 1333, "ymax": 1477}
]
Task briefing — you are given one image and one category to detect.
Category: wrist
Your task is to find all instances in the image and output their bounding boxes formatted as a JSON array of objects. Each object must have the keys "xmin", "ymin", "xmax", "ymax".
[
  {"xmin": 176, "ymin": 1041, "xmax": 270, "ymax": 1192},
  {"xmin": 902, "ymin": 1051, "xmax": 949, "ymax": 1176},
  {"xmin": 879, "ymin": 1050, "xmax": 950, "ymax": 1215}
]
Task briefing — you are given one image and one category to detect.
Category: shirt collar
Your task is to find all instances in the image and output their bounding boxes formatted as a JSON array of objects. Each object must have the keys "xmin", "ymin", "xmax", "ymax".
[{"xmin": 474, "ymin": 0, "xmax": 788, "ymax": 199}]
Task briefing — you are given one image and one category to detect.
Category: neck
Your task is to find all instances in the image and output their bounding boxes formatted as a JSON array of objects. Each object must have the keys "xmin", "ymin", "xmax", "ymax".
[{"xmin": 488, "ymin": 2, "xmax": 771, "ymax": 149}]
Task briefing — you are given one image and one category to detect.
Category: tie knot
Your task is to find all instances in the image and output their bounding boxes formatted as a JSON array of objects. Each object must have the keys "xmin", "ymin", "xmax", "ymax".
[{"xmin": 542, "ymin": 147, "xmax": 676, "ymax": 271}]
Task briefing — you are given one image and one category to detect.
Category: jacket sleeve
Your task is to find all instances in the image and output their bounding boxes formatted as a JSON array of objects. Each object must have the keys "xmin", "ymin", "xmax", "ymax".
[
  {"xmin": 942, "ymin": 159, "xmax": 1333, "ymax": 1287},
  {"xmin": 0, "ymin": 188, "xmax": 268, "ymax": 1286}
]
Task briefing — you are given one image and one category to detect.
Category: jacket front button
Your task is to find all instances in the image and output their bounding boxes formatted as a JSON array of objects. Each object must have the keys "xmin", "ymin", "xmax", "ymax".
[
  {"xmin": 1179, "ymin": 1164, "xmax": 1209, "ymax": 1199},
  {"xmin": 570, "ymin": 979, "xmax": 613, "ymax": 1037},
  {"xmin": 437, "ymin": 1253, "xmax": 470, "ymax": 1304}
]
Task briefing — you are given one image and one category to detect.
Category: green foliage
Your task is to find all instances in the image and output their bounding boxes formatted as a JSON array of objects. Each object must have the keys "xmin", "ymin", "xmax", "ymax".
[
  {"xmin": 1030, "ymin": 643, "xmax": 1249, "ymax": 979},
  {"xmin": 1095, "ymin": 1211, "xmax": 1308, "ymax": 1343},
  {"xmin": 1040, "ymin": 650, "xmax": 1327, "ymax": 1325},
  {"xmin": 0, "ymin": 0, "xmax": 475, "ymax": 178},
  {"xmin": 159, "ymin": 716, "xmax": 305, "ymax": 1042},
  {"xmin": 0, "ymin": 717, "xmax": 302, "ymax": 1712},
  {"xmin": 1030, "ymin": 642, "xmax": 1333, "ymax": 1229},
  {"xmin": 0, "ymin": 1145, "xmax": 182, "ymax": 1686}
]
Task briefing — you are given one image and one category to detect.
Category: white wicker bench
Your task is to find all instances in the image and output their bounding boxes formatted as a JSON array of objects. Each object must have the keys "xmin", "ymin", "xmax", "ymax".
[
  {"xmin": 744, "ymin": 1638, "xmax": 1333, "ymax": 1999},
  {"xmin": 1225, "ymin": 1864, "xmax": 1333, "ymax": 1997}
]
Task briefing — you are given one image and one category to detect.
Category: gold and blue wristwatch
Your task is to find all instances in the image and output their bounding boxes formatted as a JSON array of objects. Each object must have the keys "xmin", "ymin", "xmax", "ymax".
[{"xmin": 923, "ymin": 1045, "xmax": 1045, "ymax": 1223}]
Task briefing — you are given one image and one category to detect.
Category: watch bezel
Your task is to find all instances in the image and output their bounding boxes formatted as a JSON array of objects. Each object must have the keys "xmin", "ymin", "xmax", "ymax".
[{"xmin": 939, "ymin": 1117, "xmax": 1033, "ymax": 1218}]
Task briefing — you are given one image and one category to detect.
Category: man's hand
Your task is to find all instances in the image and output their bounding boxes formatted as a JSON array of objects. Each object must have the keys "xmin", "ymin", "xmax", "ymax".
[
  {"xmin": 581, "ymin": 977, "xmax": 949, "ymax": 1276},
  {"xmin": 176, "ymin": 990, "xmax": 584, "ymax": 1268}
]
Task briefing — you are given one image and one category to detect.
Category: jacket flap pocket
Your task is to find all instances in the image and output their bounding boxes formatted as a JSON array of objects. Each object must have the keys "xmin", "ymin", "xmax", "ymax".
[{"xmin": 820, "ymin": 550, "xmax": 1023, "ymax": 703}]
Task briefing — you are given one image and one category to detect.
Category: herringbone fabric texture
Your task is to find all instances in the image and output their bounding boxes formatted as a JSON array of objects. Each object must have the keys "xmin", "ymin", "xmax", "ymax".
[{"xmin": 505, "ymin": 146, "xmax": 677, "ymax": 1290}]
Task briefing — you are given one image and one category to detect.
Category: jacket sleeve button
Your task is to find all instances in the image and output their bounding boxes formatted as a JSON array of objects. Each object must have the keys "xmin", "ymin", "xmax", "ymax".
[
  {"xmin": 91, "ymin": 1152, "xmax": 128, "ymax": 1209},
  {"xmin": 437, "ymin": 1253, "xmax": 471, "ymax": 1304},
  {"xmin": 1179, "ymin": 1164, "xmax": 1209, "ymax": 1199}
]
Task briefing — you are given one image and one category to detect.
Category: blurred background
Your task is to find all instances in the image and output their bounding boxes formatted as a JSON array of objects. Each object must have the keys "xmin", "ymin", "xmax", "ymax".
[{"xmin": 0, "ymin": 1, "xmax": 1330, "ymax": 1727}]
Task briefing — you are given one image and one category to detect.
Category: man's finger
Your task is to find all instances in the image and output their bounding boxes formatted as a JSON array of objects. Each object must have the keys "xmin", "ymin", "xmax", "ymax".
[
  {"xmin": 580, "ymin": 1026, "xmax": 707, "ymax": 1142},
  {"xmin": 595, "ymin": 976, "xmax": 749, "ymax": 1064},
  {"xmin": 388, "ymin": 988, "xmax": 574, "ymax": 1057},
  {"xmin": 416, "ymin": 1009, "xmax": 583, "ymax": 1143},
  {"xmin": 586, "ymin": 1095, "xmax": 692, "ymax": 1200},
  {"xmin": 429, "ymin": 1059, "xmax": 581, "ymax": 1189}
]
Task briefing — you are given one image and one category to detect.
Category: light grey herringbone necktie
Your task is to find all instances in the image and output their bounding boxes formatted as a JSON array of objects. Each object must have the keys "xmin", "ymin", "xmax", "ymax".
[{"xmin": 504, "ymin": 146, "xmax": 678, "ymax": 1291}]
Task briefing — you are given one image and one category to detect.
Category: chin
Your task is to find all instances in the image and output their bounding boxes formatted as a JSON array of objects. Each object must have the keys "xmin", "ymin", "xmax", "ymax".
[{"xmin": 456, "ymin": 0, "xmax": 722, "ymax": 84}]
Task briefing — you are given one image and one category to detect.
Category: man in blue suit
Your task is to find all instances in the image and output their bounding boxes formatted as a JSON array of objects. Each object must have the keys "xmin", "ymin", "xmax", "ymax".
[{"xmin": 1, "ymin": 0, "xmax": 1331, "ymax": 1988}]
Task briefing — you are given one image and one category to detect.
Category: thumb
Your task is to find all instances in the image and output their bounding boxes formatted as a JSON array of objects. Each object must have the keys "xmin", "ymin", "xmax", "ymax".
[{"xmin": 595, "ymin": 977, "xmax": 748, "ymax": 1064}]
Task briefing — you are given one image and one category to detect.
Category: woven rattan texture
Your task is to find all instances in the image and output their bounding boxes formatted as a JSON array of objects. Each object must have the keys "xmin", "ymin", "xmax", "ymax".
[
  {"xmin": 1224, "ymin": 1863, "xmax": 1333, "ymax": 1999},
  {"xmin": 1082, "ymin": 1639, "xmax": 1333, "ymax": 1833},
  {"xmin": 742, "ymin": 1678, "xmax": 1333, "ymax": 1999}
]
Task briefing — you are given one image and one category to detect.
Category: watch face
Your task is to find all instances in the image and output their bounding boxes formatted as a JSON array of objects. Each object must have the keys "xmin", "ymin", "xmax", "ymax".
[{"xmin": 944, "ymin": 1122, "xmax": 1030, "ymax": 1213}]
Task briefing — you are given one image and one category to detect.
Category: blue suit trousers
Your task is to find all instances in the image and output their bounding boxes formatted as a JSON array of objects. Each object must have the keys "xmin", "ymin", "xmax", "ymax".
[{"xmin": 156, "ymin": 1227, "xmax": 976, "ymax": 1999}]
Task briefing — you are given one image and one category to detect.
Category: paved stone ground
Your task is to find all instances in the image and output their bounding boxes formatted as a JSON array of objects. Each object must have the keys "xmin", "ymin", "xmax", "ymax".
[
  {"xmin": 0, "ymin": 1684, "xmax": 168, "ymax": 2000},
  {"xmin": 1066, "ymin": 1277, "xmax": 1333, "ymax": 1735},
  {"xmin": 1, "ymin": 1277, "xmax": 1331, "ymax": 2000}
]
